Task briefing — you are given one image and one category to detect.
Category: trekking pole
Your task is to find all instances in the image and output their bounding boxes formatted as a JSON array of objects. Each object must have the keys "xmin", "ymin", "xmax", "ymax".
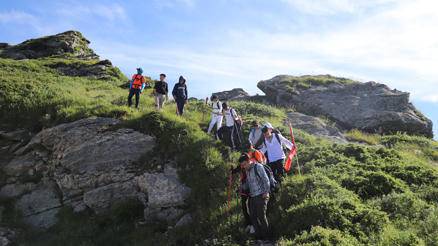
[{"xmin": 227, "ymin": 169, "xmax": 233, "ymax": 214}]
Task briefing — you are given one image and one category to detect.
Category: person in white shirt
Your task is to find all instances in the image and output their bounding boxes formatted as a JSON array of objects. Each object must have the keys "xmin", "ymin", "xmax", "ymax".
[
  {"xmin": 207, "ymin": 95, "xmax": 223, "ymax": 138},
  {"xmin": 248, "ymin": 120, "xmax": 263, "ymax": 149},
  {"xmin": 259, "ymin": 122, "xmax": 293, "ymax": 183},
  {"xmin": 222, "ymin": 102, "xmax": 239, "ymax": 149}
]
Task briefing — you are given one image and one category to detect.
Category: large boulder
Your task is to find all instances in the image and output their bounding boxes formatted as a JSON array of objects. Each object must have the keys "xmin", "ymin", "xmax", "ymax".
[
  {"xmin": 212, "ymin": 88, "xmax": 250, "ymax": 101},
  {"xmin": 0, "ymin": 30, "xmax": 98, "ymax": 60},
  {"xmin": 0, "ymin": 117, "xmax": 190, "ymax": 228},
  {"xmin": 286, "ymin": 112, "xmax": 346, "ymax": 142},
  {"xmin": 258, "ymin": 75, "xmax": 433, "ymax": 137}
]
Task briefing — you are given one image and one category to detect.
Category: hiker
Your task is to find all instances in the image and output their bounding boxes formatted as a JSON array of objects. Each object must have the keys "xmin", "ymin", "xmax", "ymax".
[
  {"xmin": 207, "ymin": 95, "xmax": 223, "ymax": 138},
  {"xmin": 222, "ymin": 102, "xmax": 241, "ymax": 150},
  {"xmin": 172, "ymin": 76, "xmax": 188, "ymax": 115},
  {"xmin": 239, "ymin": 153, "xmax": 271, "ymax": 240},
  {"xmin": 153, "ymin": 73, "xmax": 169, "ymax": 110},
  {"xmin": 127, "ymin": 68, "xmax": 146, "ymax": 108},
  {"xmin": 259, "ymin": 123, "xmax": 293, "ymax": 183},
  {"xmin": 231, "ymin": 164, "xmax": 253, "ymax": 234},
  {"xmin": 248, "ymin": 120, "xmax": 263, "ymax": 149}
]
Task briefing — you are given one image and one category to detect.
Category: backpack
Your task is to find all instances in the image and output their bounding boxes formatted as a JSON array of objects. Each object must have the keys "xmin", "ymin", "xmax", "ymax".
[
  {"xmin": 248, "ymin": 149, "xmax": 266, "ymax": 165},
  {"xmin": 254, "ymin": 164, "xmax": 278, "ymax": 193}
]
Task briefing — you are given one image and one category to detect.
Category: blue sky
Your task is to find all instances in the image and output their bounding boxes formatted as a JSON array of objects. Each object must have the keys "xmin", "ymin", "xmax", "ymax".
[{"xmin": 0, "ymin": 0, "xmax": 437, "ymax": 137}]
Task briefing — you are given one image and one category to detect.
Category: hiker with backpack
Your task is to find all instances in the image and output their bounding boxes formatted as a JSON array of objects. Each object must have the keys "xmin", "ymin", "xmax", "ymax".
[
  {"xmin": 259, "ymin": 123, "xmax": 294, "ymax": 183},
  {"xmin": 172, "ymin": 76, "xmax": 188, "ymax": 116},
  {"xmin": 239, "ymin": 153, "xmax": 273, "ymax": 241},
  {"xmin": 207, "ymin": 95, "xmax": 223, "ymax": 138},
  {"xmin": 248, "ymin": 120, "xmax": 263, "ymax": 149},
  {"xmin": 222, "ymin": 102, "xmax": 242, "ymax": 150},
  {"xmin": 153, "ymin": 73, "xmax": 169, "ymax": 110},
  {"xmin": 127, "ymin": 68, "xmax": 147, "ymax": 108}
]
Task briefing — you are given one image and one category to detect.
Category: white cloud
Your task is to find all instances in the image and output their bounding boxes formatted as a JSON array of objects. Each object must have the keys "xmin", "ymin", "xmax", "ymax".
[
  {"xmin": 56, "ymin": 3, "xmax": 127, "ymax": 21},
  {"xmin": 0, "ymin": 10, "xmax": 37, "ymax": 23},
  {"xmin": 152, "ymin": 0, "xmax": 197, "ymax": 9},
  {"xmin": 281, "ymin": 0, "xmax": 397, "ymax": 15}
]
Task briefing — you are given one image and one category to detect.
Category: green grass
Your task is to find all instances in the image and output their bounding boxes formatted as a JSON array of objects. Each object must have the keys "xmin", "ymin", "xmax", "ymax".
[
  {"xmin": 2, "ymin": 57, "xmax": 438, "ymax": 245},
  {"xmin": 345, "ymin": 129, "xmax": 381, "ymax": 145}
]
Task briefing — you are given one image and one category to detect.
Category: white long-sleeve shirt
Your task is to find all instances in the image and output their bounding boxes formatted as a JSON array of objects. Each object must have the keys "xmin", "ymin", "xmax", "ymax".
[
  {"xmin": 224, "ymin": 108, "xmax": 237, "ymax": 127},
  {"xmin": 211, "ymin": 101, "xmax": 222, "ymax": 114},
  {"xmin": 260, "ymin": 133, "xmax": 293, "ymax": 163}
]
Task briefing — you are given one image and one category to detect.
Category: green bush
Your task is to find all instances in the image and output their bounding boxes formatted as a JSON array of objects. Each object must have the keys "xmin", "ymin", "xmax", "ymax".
[{"xmin": 290, "ymin": 226, "xmax": 361, "ymax": 246}]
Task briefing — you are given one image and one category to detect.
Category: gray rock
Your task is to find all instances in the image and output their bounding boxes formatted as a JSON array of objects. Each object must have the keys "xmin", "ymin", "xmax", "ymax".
[
  {"xmin": 175, "ymin": 213, "xmax": 193, "ymax": 227},
  {"xmin": 15, "ymin": 182, "xmax": 62, "ymax": 228},
  {"xmin": 136, "ymin": 166, "xmax": 191, "ymax": 209},
  {"xmin": 0, "ymin": 182, "xmax": 37, "ymax": 198},
  {"xmin": 47, "ymin": 59, "xmax": 119, "ymax": 80},
  {"xmin": 258, "ymin": 75, "xmax": 433, "ymax": 137},
  {"xmin": 1, "ymin": 117, "xmax": 191, "ymax": 229},
  {"xmin": 0, "ymin": 30, "xmax": 98, "ymax": 60},
  {"xmin": 212, "ymin": 88, "xmax": 250, "ymax": 101},
  {"xmin": 286, "ymin": 112, "xmax": 346, "ymax": 142},
  {"xmin": 0, "ymin": 227, "xmax": 16, "ymax": 246},
  {"xmin": 83, "ymin": 181, "xmax": 139, "ymax": 213}
]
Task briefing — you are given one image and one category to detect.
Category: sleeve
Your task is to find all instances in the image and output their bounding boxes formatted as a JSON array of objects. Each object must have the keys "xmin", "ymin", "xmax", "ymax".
[
  {"xmin": 165, "ymin": 83, "xmax": 169, "ymax": 94},
  {"xmin": 279, "ymin": 134, "xmax": 293, "ymax": 150},
  {"xmin": 153, "ymin": 82, "xmax": 158, "ymax": 90},
  {"xmin": 184, "ymin": 85, "xmax": 188, "ymax": 100},
  {"xmin": 172, "ymin": 84, "xmax": 177, "ymax": 97},
  {"xmin": 129, "ymin": 80, "xmax": 133, "ymax": 89},
  {"xmin": 141, "ymin": 83, "xmax": 145, "ymax": 91},
  {"xmin": 256, "ymin": 164, "xmax": 270, "ymax": 193},
  {"xmin": 259, "ymin": 140, "xmax": 267, "ymax": 154}
]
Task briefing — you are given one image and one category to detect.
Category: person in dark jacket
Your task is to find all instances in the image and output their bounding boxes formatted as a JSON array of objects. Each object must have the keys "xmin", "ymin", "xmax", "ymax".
[
  {"xmin": 153, "ymin": 73, "xmax": 169, "ymax": 110},
  {"xmin": 172, "ymin": 76, "xmax": 188, "ymax": 115}
]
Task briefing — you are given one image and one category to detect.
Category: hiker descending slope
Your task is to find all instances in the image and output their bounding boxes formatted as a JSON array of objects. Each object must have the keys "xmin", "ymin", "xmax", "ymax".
[
  {"xmin": 127, "ymin": 68, "xmax": 146, "ymax": 108},
  {"xmin": 222, "ymin": 102, "xmax": 242, "ymax": 150},
  {"xmin": 239, "ymin": 153, "xmax": 271, "ymax": 241},
  {"xmin": 207, "ymin": 95, "xmax": 223, "ymax": 138},
  {"xmin": 153, "ymin": 73, "xmax": 169, "ymax": 110},
  {"xmin": 172, "ymin": 76, "xmax": 188, "ymax": 116},
  {"xmin": 248, "ymin": 120, "xmax": 263, "ymax": 149},
  {"xmin": 259, "ymin": 123, "xmax": 293, "ymax": 183}
]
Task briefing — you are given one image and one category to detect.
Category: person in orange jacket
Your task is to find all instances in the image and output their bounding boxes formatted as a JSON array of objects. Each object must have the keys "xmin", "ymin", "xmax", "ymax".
[{"xmin": 128, "ymin": 68, "xmax": 146, "ymax": 108}]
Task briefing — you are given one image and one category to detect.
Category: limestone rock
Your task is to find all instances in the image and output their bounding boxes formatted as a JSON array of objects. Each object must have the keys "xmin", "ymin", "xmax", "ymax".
[
  {"xmin": 258, "ymin": 75, "xmax": 433, "ymax": 137},
  {"xmin": 0, "ymin": 30, "xmax": 98, "ymax": 60},
  {"xmin": 286, "ymin": 112, "xmax": 346, "ymax": 142},
  {"xmin": 212, "ymin": 88, "xmax": 250, "ymax": 101}
]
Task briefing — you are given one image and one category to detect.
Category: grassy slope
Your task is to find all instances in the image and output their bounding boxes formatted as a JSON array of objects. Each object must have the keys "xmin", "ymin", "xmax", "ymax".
[{"xmin": 1, "ymin": 58, "xmax": 438, "ymax": 245}]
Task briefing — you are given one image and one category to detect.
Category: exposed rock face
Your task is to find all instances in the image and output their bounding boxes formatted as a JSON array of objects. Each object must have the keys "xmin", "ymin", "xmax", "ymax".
[
  {"xmin": 286, "ymin": 112, "xmax": 346, "ymax": 142},
  {"xmin": 0, "ymin": 227, "xmax": 16, "ymax": 246},
  {"xmin": 0, "ymin": 31, "xmax": 98, "ymax": 60},
  {"xmin": 212, "ymin": 88, "xmax": 250, "ymax": 101},
  {"xmin": 258, "ymin": 75, "xmax": 433, "ymax": 137},
  {"xmin": 0, "ymin": 117, "xmax": 191, "ymax": 228},
  {"xmin": 47, "ymin": 59, "xmax": 121, "ymax": 80}
]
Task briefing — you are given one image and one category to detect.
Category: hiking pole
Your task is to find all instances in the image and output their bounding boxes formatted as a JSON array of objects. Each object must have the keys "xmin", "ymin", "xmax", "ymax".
[{"xmin": 227, "ymin": 169, "xmax": 233, "ymax": 215}]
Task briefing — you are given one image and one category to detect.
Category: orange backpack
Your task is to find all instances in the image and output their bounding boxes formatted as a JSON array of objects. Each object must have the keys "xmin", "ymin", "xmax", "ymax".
[{"xmin": 248, "ymin": 148, "xmax": 266, "ymax": 165}]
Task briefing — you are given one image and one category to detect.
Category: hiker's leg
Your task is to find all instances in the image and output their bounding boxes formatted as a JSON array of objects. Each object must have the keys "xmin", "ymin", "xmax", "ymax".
[
  {"xmin": 177, "ymin": 100, "xmax": 185, "ymax": 115},
  {"xmin": 207, "ymin": 115, "xmax": 217, "ymax": 134},
  {"xmin": 255, "ymin": 195, "xmax": 270, "ymax": 240},
  {"xmin": 159, "ymin": 95, "xmax": 165, "ymax": 109},
  {"xmin": 127, "ymin": 89, "xmax": 135, "ymax": 107},
  {"xmin": 276, "ymin": 159, "xmax": 285, "ymax": 182},
  {"xmin": 249, "ymin": 196, "xmax": 261, "ymax": 238},
  {"xmin": 241, "ymin": 196, "xmax": 251, "ymax": 227},
  {"xmin": 134, "ymin": 89, "xmax": 140, "ymax": 108},
  {"xmin": 154, "ymin": 95, "xmax": 159, "ymax": 109},
  {"xmin": 229, "ymin": 126, "xmax": 235, "ymax": 149}
]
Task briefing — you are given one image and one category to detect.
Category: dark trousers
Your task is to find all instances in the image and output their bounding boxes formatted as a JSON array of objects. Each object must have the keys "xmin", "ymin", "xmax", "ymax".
[
  {"xmin": 176, "ymin": 99, "xmax": 185, "ymax": 115},
  {"xmin": 241, "ymin": 195, "xmax": 251, "ymax": 227},
  {"xmin": 227, "ymin": 126, "xmax": 235, "ymax": 149},
  {"xmin": 268, "ymin": 159, "xmax": 285, "ymax": 183},
  {"xmin": 128, "ymin": 88, "xmax": 141, "ymax": 108},
  {"xmin": 249, "ymin": 194, "xmax": 270, "ymax": 240}
]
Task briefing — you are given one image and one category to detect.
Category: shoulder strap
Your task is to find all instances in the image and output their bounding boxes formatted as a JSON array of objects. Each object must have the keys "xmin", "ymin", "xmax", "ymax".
[
  {"xmin": 254, "ymin": 164, "xmax": 261, "ymax": 179},
  {"xmin": 275, "ymin": 133, "xmax": 281, "ymax": 145}
]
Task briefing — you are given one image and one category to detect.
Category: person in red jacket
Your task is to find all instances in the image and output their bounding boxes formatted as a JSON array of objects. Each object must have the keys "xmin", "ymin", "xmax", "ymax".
[{"xmin": 128, "ymin": 68, "xmax": 146, "ymax": 108}]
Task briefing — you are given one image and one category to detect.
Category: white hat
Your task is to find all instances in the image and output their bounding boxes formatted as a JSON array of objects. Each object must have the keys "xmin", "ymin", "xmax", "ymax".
[{"xmin": 263, "ymin": 122, "xmax": 273, "ymax": 129}]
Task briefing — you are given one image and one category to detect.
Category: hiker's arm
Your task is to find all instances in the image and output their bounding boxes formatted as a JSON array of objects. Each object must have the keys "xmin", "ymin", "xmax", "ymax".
[
  {"xmin": 257, "ymin": 165, "xmax": 270, "ymax": 194},
  {"xmin": 279, "ymin": 134, "xmax": 293, "ymax": 150},
  {"xmin": 185, "ymin": 85, "xmax": 188, "ymax": 101},
  {"xmin": 259, "ymin": 142, "xmax": 267, "ymax": 155},
  {"xmin": 172, "ymin": 84, "xmax": 177, "ymax": 99}
]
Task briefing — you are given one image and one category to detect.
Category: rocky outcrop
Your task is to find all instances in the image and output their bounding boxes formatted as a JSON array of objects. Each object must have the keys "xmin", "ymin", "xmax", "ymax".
[
  {"xmin": 286, "ymin": 112, "xmax": 346, "ymax": 142},
  {"xmin": 0, "ymin": 117, "xmax": 191, "ymax": 228},
  {"xmin": 0, "ymin": 31, "xmax": 98, "ymax": 60},
  {"xmin": 0, "ymin": 227, "xmax": 16, "ymax": 246},
  {"xmin": 212, "ymin": 88, "xmax": 250, "ymax": 101},
  {"xmin": 46, "ymin": 59, "xmax": 121, "ymax": 80},
  {"xmin": 258, "ymin": 75, "xmax": 433, "ymax": 137}
]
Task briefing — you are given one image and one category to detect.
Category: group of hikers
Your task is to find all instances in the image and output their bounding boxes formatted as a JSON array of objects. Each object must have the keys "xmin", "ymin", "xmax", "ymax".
[
  {"xmin": 127, "ymin": 68, "xmax": 295, "ymax": 241},
  {"xmin": 127, "ymin": 68, "xmax": 188, "ymax": 115}
]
